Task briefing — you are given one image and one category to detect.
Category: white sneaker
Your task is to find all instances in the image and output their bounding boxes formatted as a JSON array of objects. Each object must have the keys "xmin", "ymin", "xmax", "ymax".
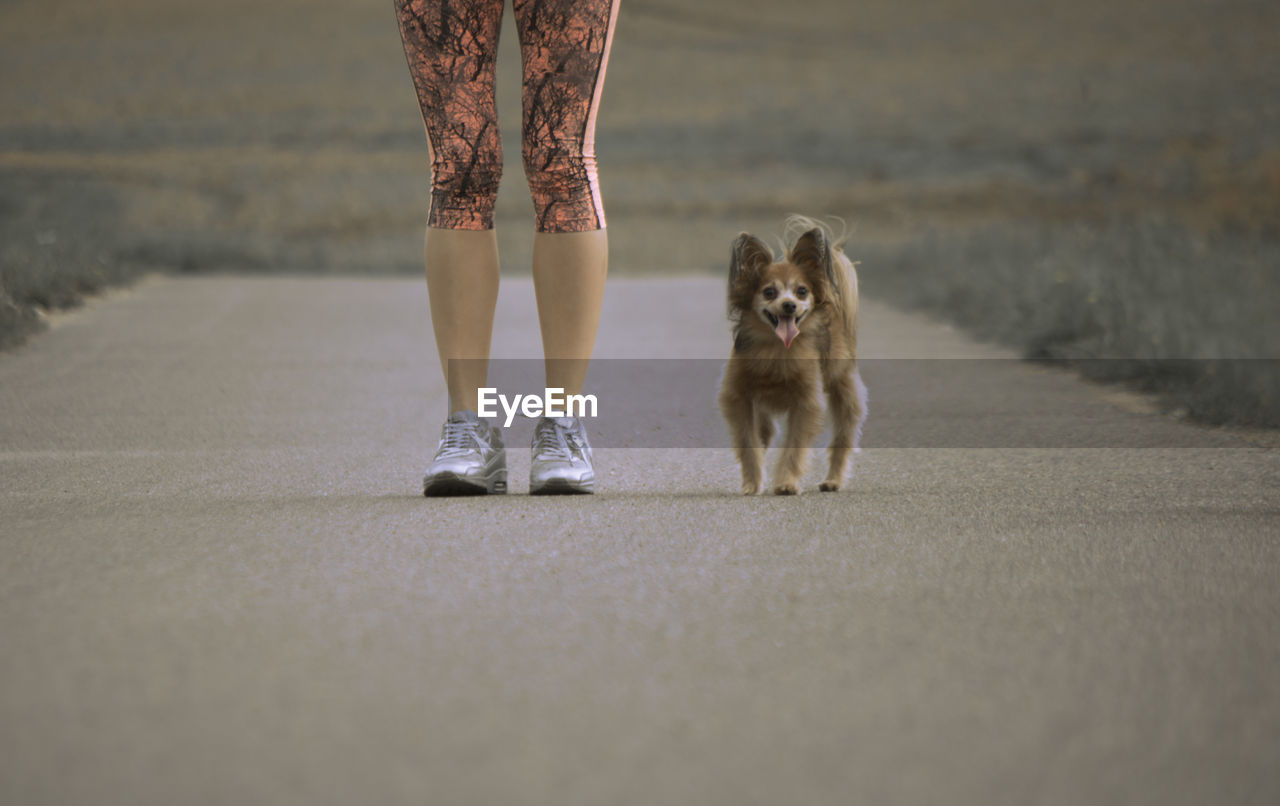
[
  {"xmin": 422, "ymin": 410, "xmax": 507, "ymax": 496},
  {"xmin": 529, "ymin": 416, "xmax": 595, "ymax": 495}
]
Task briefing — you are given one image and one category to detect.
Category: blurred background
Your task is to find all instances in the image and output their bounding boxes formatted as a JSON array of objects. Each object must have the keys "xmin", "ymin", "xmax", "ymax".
[{"xmin": 1, "ymin": 0, "xmax": 1277, "ymax": 421}]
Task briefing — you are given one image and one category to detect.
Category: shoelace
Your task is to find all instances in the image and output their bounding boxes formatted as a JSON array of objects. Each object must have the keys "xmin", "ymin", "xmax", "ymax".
[
  {"xmin": 532, "ymin": 420, "xmax": 568, "ymax": 460},
  {"xmin": 438, "ymin": 419, "xmax": 483, "ymax": 458},
  {"xmin": 533, "ymin": 420, "xmax": 587, "ymax": 461}
]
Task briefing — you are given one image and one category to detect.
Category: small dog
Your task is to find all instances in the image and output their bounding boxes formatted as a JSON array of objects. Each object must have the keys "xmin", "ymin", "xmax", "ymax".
[{"xmin": 718, "ymin": 216, "xmax": 867, "ymax": 495}]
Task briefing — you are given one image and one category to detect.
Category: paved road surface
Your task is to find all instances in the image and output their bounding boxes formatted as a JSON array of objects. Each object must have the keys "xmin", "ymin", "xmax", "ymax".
[{"xmin": 2, "ymin": 277, "xmax": 1277, "ymax": 805}]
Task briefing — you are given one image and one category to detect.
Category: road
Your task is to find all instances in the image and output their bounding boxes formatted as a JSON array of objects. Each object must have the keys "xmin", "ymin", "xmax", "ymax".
[{"xmin": 1, "ymin": 276, "xmax": 1277, "ymax": 805}]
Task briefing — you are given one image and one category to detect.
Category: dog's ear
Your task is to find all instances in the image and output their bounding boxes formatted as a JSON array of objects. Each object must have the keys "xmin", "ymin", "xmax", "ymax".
[
  {"xmin": 789, "ymin": 227, "xmax": 837, "ymax": 302},
  {"xmin": 728, "ymin": 233, "xmax": 772, "ymax": 312}
]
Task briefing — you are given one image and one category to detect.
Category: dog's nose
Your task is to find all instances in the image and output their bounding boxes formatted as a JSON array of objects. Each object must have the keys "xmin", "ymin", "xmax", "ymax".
[{"xmin": 781, "ymin": 300, "xmax": 796, "ymax": 315}]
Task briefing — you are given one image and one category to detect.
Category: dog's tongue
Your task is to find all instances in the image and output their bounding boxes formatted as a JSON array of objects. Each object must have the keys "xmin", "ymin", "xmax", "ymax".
[{"xmin": 775, "ymin": 316, "xmax": 799, "ymax": 348}]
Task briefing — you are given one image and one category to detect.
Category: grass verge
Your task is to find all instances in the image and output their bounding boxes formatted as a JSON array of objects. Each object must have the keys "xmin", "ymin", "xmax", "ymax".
[{"xmin": 859, "ymin": 218, "xmax": 1279, "ymax": 427}]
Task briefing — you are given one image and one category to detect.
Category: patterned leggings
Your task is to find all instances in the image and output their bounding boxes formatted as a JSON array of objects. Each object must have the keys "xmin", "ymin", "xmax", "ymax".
[{"xmin": 394, "ymin": 0, "xmax": 619, "ymax": 233}]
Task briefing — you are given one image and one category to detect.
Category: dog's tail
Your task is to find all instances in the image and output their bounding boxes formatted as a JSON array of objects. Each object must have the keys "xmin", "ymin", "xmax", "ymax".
[
  {"xmin": 783, "ymin": 214, "xmax": 850, "ymax": 252},
  {"xmin": 784, "ymin": 214, "xmax": 858, "ymax": 350}
]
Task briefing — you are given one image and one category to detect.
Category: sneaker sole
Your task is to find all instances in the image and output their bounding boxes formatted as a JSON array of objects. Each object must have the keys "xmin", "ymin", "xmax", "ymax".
[
  {"xmin": 529, "ymin": 477, "xmax": 594, "ymax": 495},
  {"xmin": 423, "ymin": 470, "xmax": 507, "ymax": 497}
]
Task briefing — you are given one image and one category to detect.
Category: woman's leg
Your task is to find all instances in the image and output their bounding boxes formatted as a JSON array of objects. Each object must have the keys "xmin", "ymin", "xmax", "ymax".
[
  {"xmin": 394, "ymin": 0, "xmax": 505, "ymax": 413},
  {"xmin": 424, "ymin": 228, "xmax": 499, "ymax": 413},
  {"xmin": 531, "ymin": 230, "xmax": 607, "ymax": 396},
  {"xmin": 514, "ymin": 0, "xmax": 620, "ymax": 396}
]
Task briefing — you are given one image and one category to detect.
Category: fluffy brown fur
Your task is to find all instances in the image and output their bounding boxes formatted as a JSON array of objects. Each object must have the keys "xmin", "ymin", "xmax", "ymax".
[{"xmin": 718, "ymin": 216, "xmax": 867, "ymax": 495}]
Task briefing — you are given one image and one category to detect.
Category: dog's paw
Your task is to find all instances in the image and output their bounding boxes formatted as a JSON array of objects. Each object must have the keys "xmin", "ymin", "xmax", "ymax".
[
  {"xmin": 771, "ymin": 483, "xmax": 799, "ymax": 496},
  {"xmin": 741, "ymin": 482, "xmax": 761, "ymax": 495},
  {"xmin": 818, "ymin": 480, "xmax": 841, "ymax": 492}
]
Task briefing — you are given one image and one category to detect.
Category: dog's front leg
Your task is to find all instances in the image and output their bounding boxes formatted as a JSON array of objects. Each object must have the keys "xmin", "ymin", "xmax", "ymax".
[
  {"xmin": 772, "ymin": 397, "xmax": 823, "ymax": 495},
  {"xmin": 721, "ymin": 392, "xmax": 764, "ymax": 495},
  {"xmin": 820, "ymin": 368, "xmax": 867, "ymax": 492}
]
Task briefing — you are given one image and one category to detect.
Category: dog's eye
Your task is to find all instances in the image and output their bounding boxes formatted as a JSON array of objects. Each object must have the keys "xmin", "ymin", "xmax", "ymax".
[
  {"xmin": 762, "ymin": 287, "xmax": 777, "ymax": 300},
  {"xmin": 796, "ymin": 286, "xmax": 808, "ymax": 298}
]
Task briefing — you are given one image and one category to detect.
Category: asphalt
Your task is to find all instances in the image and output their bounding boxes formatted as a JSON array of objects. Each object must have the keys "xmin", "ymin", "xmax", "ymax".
[{"xmin": 1, "ymin": 276, "xmax": 1277, "ymax": 805}]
